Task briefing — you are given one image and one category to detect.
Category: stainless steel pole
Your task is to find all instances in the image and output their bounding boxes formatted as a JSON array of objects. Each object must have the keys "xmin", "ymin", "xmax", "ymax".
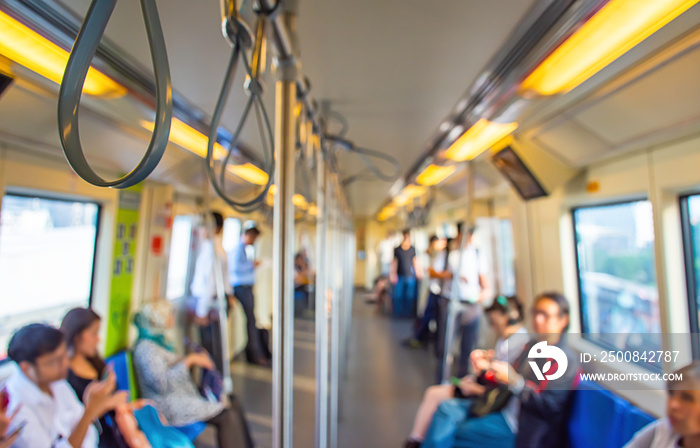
[
  {"xmin": 315, "ymin": 148, "xmax": 329, "ymax": 448},
  {"xmin": 272, "ymin": 53, "xmax": 297, "ymax": 448},
  {"xmin": 440, "ymin": 162, "xmax": 474, "ymax": 384},
  {"xmin": 329, "ymin": 180, "xmax": 340, "ymax": 448}
]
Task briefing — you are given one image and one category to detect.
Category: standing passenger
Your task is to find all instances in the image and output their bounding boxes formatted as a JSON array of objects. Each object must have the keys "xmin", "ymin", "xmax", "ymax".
[
  {"xmin": 229, "ymin": 222, "xmax": 270, "ymax": 367},
  {"xmin": 191, "ymin": 211, "xmax": 233, "ymax": 374},
  {"xmin": 5, "ymin": 324, "xmax": 126, "ymax": 448},
  {"xmin": 403, "ymin": 235, "xmax": 444, "ymax": 348},
  {"xmin": 450, "ymin": 226, "xmax": 490, "ymax": 378},
  {"xmin": 391, "ymin": 229, "xmax": 422, "ymax": 318}
]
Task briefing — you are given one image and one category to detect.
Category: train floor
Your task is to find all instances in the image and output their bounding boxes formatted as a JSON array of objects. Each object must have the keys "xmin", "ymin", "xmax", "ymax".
[{"xmin": 229, "ymin": 291, "xmax": 435, "ymax": 447}]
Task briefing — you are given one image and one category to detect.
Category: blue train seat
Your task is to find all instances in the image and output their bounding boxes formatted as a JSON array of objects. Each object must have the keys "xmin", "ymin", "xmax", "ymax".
[
  {"xmin": 569, "ymin": 380, "xmax": 656, "ymax": 448},
  {"xmin": 622, "ymin": 405, "xmax": 656, "ymax": 443},
  {"xmin": 105, "ymin": 351, "xmax": 138, "ymax": 401},
  {"xmin": 106, "ymin": 351, "xmax": 206, "ymax": 442}
]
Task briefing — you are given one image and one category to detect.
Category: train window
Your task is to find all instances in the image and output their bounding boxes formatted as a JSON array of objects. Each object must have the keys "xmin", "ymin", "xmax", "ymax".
[
  {"xmin": 573, "ymin": 200, "xmax": 662, "ymax": 355},
  {"xmin": 0, "ymin": 193, "xmax": 100, "ymax": 358},
  {"xmin": 681, "ymin": 194, "xmax": 700, "ymax": 351},
  {"xmin": 222, "ymin": 217, "xmax": 242, "ymax": 253},
  {"xmin": 166, "ymin": 215, "xmax": 195, "ymax": 300},
  {"xmin": 496, "ymin": 219, "xmax": 516, "ymax": 296}
]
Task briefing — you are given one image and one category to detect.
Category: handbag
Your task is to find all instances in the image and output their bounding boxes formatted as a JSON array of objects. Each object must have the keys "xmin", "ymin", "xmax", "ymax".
[
  {"xmin": 468, "ymin": 371, "xmax": 513, "ymax": 418},
  {"xmin": 200, "ymin": 368, "xmax": 224, "ymax": 402}
]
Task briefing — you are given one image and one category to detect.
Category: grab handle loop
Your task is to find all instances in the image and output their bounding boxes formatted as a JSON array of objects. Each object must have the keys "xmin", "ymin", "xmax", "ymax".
[
  {"xmin": 58, "ymin": 0, "xmax": 172, "ymax": 189},
  {"xmin": 207, "ymin": 16, "xmax": 275, "ymax": 213}
]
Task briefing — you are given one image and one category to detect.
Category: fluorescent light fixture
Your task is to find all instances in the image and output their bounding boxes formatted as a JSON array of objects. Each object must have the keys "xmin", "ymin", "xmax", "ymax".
[
  {"xmin": 0, "ymin": 11, "xmax": 125, "ymax": 97},
  {"xmin": 416, "ymin": 164, "xmax": 456, "ymax": 186},
  {"xmin": 292, "ymin": 194, "xmax": 308, "ymax": 210},
  {"xmin": 145, "ymin": 118, "xmax": 269, "ymax": 186},
  {"xmin": 394, "ymin": 184, "xmax": 427, "ymax": 207},
  {"xmin": 522, "ymin": 0, "xmax": 700, "ymax": 95},
  {"xmin": 444, "ymin": 119, "xmax": 518, "ymax": 162},
  {"xmin": 141, "ymin": 118, "xmax": 228, "ymax": 160},
  {"xmin": 228, "ymin": 162, "xmax": 269, "ymax": 186},
  {"xmin": 378, "ymin": 205, "xmax": 397, "ymax": 222}
]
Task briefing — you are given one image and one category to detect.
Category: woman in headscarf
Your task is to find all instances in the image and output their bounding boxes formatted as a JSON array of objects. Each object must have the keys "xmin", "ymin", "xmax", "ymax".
[{"xmin": 132, "ymin": 299, "xmax": 254, "ymax": 448}]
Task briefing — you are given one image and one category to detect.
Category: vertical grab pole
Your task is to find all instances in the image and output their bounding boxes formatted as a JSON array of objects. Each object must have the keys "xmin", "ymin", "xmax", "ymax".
[
  {"xmin": 440, "ymin": 162, "xmax": 474, "ymax": 384},
  {"xmin": 272, "ymin": 52, "xmax": 297, "ymax": 448},
  {"xmin": 315, "ymin": 149, "xmax": 329, "ymax": 448},
  {"xmin": 329, "ymin": 180, "xmax": 340, "ymax": 448}
]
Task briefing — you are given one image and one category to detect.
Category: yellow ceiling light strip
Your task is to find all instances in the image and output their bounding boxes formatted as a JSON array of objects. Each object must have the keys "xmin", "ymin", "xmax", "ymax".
[
  {"xmin": 416, "ymin": 164, "xmax": 456, "ymax": 186},
  {"xmin": 292, "ymin": 194, "xmax": 309, "ymax": 210},
  {"xmin": 228, "ymin": 162, "xmax": 269, "ymax": 186},
  {"xmin": 0, "ymin": 11, "xmax": 125, "ymax": 97},
  {"xmin": 444, "ymin": 119, "xmax": 518, "ymax": 162},
  {"xmin": 144, "ymin": 119, "xmax": 270, "ymax": 187},
  {"xmin": 141, "ymin": 118, "xmax": 228, "ymax": 160},
  {"xmin": 393, "ymin": 184, "xmax": 427, "ymax": 207},
  {"xmin": 378, "ymin": 205, "xmax": 397, "ymax": 222},
  {"xmin": 522, "ymin": 0, "xmax": 700, "ymax": 95}
]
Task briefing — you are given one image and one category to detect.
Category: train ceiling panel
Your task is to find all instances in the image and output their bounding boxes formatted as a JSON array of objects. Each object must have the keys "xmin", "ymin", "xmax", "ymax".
[
  {"xmin": 524, "ymin": 20, "xmax": 700, "ymax": 168},
  {"xmin": 574, "ymin": 43, "xmax": 700, "ymax": 146},
  {"xmin": 0, "ymin": 81, "xmax": 248, "ymax": 193},
  {"xmin": 529, "ymin": 117, "xmax": 613, "ymax": 167},
  {"xmin": 297, "ymin": 0, "xmax": 539, "ymax": 215},
  {"xmin": 0, "ymin": 87, "xmax": 57, "ymax": 144}
]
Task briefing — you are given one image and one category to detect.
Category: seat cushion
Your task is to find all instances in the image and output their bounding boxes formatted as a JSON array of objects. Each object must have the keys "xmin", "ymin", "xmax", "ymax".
[{"xmin": 569, "ymin": 381, "xmax": 629, "ymax": 448}]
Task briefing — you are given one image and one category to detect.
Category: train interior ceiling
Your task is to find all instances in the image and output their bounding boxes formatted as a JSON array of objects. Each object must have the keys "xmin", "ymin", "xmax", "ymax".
[{"xmin": 1, "ymin": 0, "xmax": 700, "ymax": 447}]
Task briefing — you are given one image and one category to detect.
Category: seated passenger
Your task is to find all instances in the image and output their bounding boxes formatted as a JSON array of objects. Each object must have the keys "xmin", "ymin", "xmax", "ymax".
[
  {"xmin": 5, "ymin": 323, "xmax": 127, "ymax": 448},
  {"xmin": 62, "ymin": 308, "xmax": 159, "ymax": 448},
  {"xmin": 132, "ymin": 299, "xmax": 254, "ymax": 448},
  {"xmin": 405, "ymin": 295, "xmax": 527, "ymax": 447},
  {"xmin": 624, "ymin": 361, "xmax": 700, "ymax": 448},
  {"xmin": 294, "ymin": 250, "xmax": 312, "ymax": 315},
  {"xmin": 61, "ymin": 308, "xmax": 126, "ymax": 448},
  {"xmin": 419, "ymin": 292, "xmax": 579, "ymax": 448}
]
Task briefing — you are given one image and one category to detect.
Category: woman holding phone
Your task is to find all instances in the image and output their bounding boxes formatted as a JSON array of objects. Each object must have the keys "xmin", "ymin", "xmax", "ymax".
[{"xmin": 61, "ymin": 308, "xmax": 124, "ymax": 448}]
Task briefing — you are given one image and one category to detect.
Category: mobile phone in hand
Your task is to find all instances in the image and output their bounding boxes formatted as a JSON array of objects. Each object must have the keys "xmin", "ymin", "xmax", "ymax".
[
  {"xmin": 7, "ymin": 421, "xmax": 26, "ymax": 439},
  {"xmin": 101, "ymin": 363, "xmax": 114, "ymax": 381},
  {"xmin": 0, "ymin": 386, "xmax": 9, "ymax": 410},
  {"xmin": 449, "ymin": 376, "xmax": 462, "ymax": 387}
]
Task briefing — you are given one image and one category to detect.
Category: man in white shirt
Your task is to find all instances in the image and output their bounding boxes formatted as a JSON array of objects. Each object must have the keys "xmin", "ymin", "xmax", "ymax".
[
  {"xmin": 5, "ymin": 323, "xmax": 126, "ymax": 448},
  {"xmin": 453, "ymin": 227, "xmax": 490, "ymax": 377},
  {"xmin": 191, "ymin": 211, "xmax": 233, "ymax": 373},
  {"xmin": 436, "ymin": 226, "xmax": 491, "ymax": 380}
]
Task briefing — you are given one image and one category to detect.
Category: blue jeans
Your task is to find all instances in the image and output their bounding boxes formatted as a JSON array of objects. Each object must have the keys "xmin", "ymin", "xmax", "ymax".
[
  {"xmin": 422, "ymin": 399, "xmax": 515, "ymax": 448},
  {"xmin": 414, "ymin": 292, "xmax": 440, "ymax": 341},
  {"xmin": 392, "ymin": 276, "xmax": 417, "ymax": 318},
  {"xmin": 234, "ymin": 285, "xmax": 265, "ymax": 361}
]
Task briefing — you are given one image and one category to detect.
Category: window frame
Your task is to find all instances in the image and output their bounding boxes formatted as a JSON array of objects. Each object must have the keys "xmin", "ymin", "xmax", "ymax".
[
  {"xmin": 1, "ymin": 191, "xmax": 102, "ymax": 307},
  {"xmin": 680, "ymin": 193, "xmax": 700, "ymax": 358},
  {"xmin": 571, "ymin": 198, "xmax": 659, "ymax": 344}
]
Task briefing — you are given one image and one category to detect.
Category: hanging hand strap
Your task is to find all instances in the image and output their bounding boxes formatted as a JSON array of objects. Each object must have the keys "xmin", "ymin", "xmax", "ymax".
[{"xmin": 58, "ymin": 0, "xmax": 172, "ymax": 188}]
